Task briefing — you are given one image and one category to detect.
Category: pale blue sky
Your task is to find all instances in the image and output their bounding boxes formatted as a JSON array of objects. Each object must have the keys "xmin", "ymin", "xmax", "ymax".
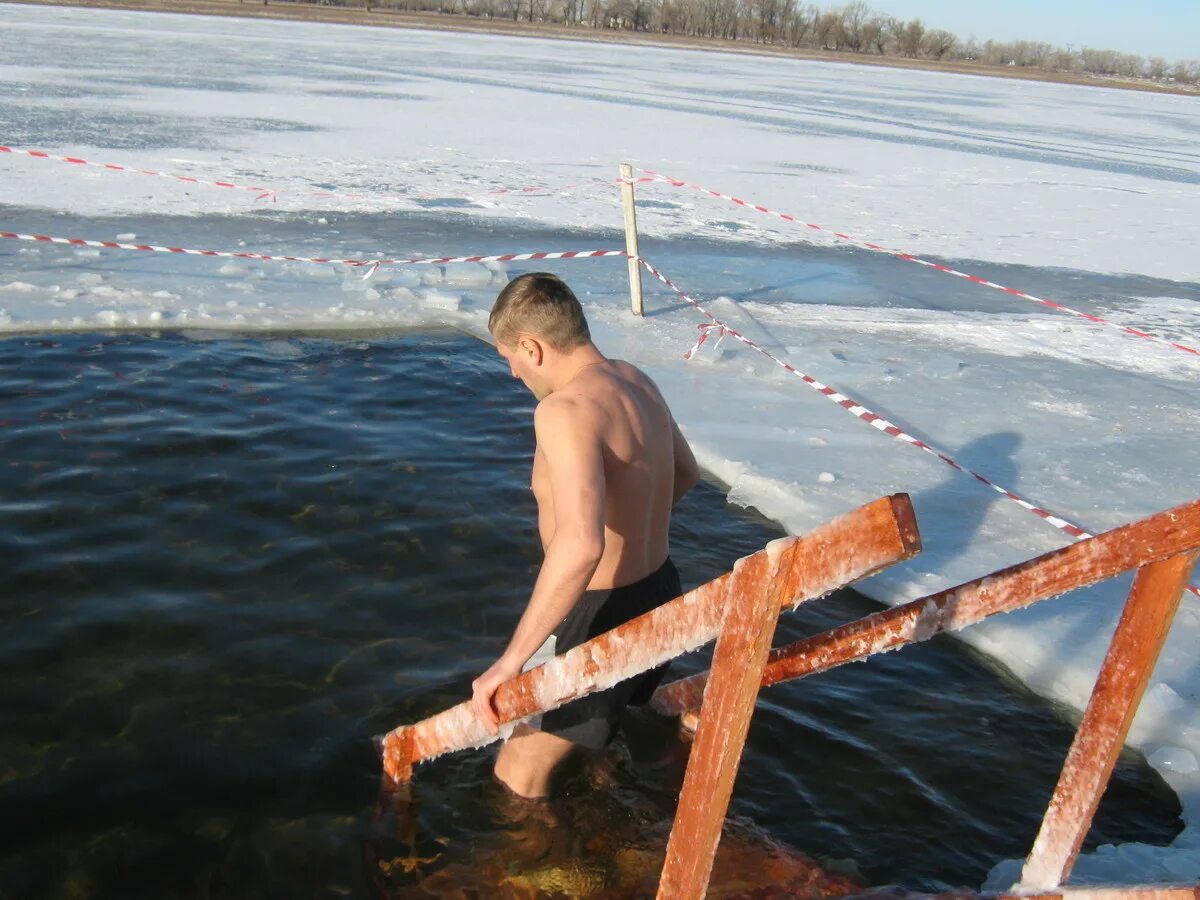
[{"xmin": 875, "ymin": 1, "xmax": 1198, "ymax": 62}]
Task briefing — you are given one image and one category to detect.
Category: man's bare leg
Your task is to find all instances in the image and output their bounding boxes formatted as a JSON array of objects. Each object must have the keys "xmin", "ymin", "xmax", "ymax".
[{"xmin": 495, "ymin": 726, "xmax": 576, "ymax": 798}]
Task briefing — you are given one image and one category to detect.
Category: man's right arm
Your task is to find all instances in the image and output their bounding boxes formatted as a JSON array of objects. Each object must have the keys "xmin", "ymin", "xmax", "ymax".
[
  {"xmin": 671, "ymin": 416, "xmax": 700, "ymax": 504},
  {"xmin": 470, "ymin": 396, "xmax": 606, "ymax": 733}
]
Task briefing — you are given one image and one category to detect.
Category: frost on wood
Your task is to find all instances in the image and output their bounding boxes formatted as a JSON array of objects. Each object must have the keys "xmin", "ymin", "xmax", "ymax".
[
  {"xmin": 652, "ymin": 496, "xmax": 1200, "ymax": 717},
  {"xmin": 658, "ymin": 544, "xmax": 787, "ymax": 899},
  {"xmin": 1018, "ymin": 550, "xmax": 1200, "ymax": 892},
  {"xmin": 379, "ymin": 492, "xmax": 920, "ymax": 784}
]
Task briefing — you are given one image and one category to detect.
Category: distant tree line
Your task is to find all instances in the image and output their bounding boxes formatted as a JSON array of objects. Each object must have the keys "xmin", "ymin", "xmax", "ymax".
[{"xmin": 287, "ymin": 0, "xmax": 1200, "ymax": 86}]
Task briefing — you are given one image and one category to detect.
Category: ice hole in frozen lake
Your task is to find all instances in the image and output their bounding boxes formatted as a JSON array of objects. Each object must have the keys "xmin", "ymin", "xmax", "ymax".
[{"xmin": 0, "ymin": 329, "xmax": 1182, "ymax": 897}]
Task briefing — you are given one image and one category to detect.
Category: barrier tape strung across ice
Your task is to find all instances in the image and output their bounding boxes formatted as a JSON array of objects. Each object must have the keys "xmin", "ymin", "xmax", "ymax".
[
  {"xmin": 0, "ymin": 144, "xmax": 652, "ymax": 206},
  {"xmin": 0, "ymin": 145, "xmax": 277, "ymax": 199},
  {"xmin": 0, "ymin": 230, "xmax": 627, "ymax": 270},
  {"xmin": 637, "ymin": 255, "xmax": 1200, "ymax": 599},
  {"xmin": 638, "ymin": 169, "xmax": 1200, "ymax": 360},
  {"xmin": 9, "ymin": 144, "xmax": 1189, "ymax": 357}
]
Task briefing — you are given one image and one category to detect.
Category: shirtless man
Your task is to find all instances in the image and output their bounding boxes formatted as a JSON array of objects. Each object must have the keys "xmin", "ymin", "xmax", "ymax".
[{"xmin": 470, "ymin": 272, "xmax": 700, "ymax": 799}]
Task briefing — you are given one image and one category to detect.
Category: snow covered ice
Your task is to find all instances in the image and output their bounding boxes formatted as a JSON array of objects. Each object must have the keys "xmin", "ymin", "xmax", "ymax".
[{"xmin": 2, "ymin": 2, "xmax": 1199, "ymax": 888}]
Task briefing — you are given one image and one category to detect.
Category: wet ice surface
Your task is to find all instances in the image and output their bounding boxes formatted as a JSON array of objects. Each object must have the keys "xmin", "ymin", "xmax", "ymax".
[{"xmin": 2, "ymin": 3, "xmax": 1199, "ymax": 889}]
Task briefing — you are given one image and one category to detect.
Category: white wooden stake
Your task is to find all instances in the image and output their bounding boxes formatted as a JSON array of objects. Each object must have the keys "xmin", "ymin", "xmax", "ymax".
[{"xmin": 619, "ymin": 162, "xmax": 644, "ymax": 317}]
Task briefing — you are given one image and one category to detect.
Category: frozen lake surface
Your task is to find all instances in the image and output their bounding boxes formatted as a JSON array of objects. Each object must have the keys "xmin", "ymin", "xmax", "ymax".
[{"xmin": 1, "ymin": 3, "xmax": 1199, "ymax": 889}]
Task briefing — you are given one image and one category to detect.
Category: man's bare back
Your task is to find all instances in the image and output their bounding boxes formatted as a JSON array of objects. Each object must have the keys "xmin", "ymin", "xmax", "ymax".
[{"xmin": 531, "ymin": 359, "xmax": 685, "ymax": 591}]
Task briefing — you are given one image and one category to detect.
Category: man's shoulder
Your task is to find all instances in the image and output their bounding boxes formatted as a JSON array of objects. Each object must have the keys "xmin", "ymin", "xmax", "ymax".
[
  {"xmin": 533, "ymin": 392, "xmax": 594, "ymax": 428},
  {"xmin": 609, "ymin": 358, "xmax": 647, "ymax": 380},
  {"xmin": 610, "ymin": 359, "xmax": 663, "ymax": 400},
  {"xmin": 533, "ymin": 396, "xmax": 603, "ymax": 459}
]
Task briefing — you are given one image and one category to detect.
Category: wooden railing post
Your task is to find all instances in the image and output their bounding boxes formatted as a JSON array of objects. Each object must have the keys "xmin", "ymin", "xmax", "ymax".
[
  {"xmin": 619, "ymin": 162, "xmax": 644, "ymax": 316},
  {"xmin": 1018, "ymin": 549, "xmax": 1200, "ymax": 891},
  {"xmin": 657, "ymin": 543, "xmax": 793, "ymax": 898}
]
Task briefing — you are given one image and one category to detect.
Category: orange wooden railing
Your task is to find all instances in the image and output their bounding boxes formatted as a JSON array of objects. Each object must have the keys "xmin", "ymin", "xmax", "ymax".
[
  {"xmin": 650, "ymin": 496, "xmax": 1200, "ymax": 895},
  {"xmin": 378, "ymin": 495, "xmax": 1199, "ymax": 897},
  {"xmin": 377, "ymin": 493, "xmax": 921, "ymax": 899},
  {"xmin": 377, "ymin": 493, "xmax": 919, "ymax": 785}
]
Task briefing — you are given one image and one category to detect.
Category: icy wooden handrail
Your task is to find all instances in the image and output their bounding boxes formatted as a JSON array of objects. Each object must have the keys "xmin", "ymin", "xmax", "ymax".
[
  {"xmin": 1018, "ymin": 547, "xmax": 1199, "ymax": 890},
  {"xmin": 650, "ymin": 496, "xmax": 1200, "ymax": 895},
  {"xmin": 651, "ymin": 496, "xmax": 1200, "ymax": 717},
  {"xmin": 378, "ymin": 493, "xmax": 920, "ymax": 784}
]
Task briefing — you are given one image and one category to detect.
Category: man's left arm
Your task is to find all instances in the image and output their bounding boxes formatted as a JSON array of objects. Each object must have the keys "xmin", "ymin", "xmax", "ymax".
[{"xmin": 471, "ymin": 397, "xmax": 606, "ymax": 733}]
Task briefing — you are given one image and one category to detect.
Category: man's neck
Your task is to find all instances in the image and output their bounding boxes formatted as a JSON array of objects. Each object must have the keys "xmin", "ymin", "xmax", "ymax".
[{"xmin": 546, "ymin": 344, "xmax": 607, "ymax": 393}]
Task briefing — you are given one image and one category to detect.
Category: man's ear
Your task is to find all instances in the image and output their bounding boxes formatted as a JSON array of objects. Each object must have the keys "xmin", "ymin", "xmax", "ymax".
[{"xmin": 519, "ymin": 336, "xmax": 545, "ymax": 366}]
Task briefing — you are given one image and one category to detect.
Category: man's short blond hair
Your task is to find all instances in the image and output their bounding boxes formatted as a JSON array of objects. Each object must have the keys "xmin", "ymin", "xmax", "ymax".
[{"xmin": 489, "ymin": 272, "xmax": 591, "ymax": 351}]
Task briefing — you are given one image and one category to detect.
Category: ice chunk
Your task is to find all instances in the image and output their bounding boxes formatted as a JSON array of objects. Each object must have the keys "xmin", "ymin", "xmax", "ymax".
[
  {"xmin": 1162, "ymin": 849, "xmax": 1200, "ymax": 880},
  {"xmin": 218, "ymin": 262, "xmax": 248, "ymax": 277},
  {"xmin": 1143, "ymin": 682, "xmax": 1186, "ymax": 717},
  {"xmin": 387, "ymin": 268, "xmax": 422, "ymax": 288},
  {"xmin": 1133, "ymin": 682, "xmax": 1189, "ymax": 741},
  {"xmin": 1148, "ymin": 745, "xmax": 1198, "ymax": 774},
  {"xmin": 442, "ymin": 263, "xmax": 492, "ymax": 288},
  {"xmin": 421, "ymin": 291, "xmax": 460, "ymax": 312},
  {"xmin": 983, "ymin": 858, "xmax": 1022, "ymax": 892},
  {"xmin": 297, "ymin": 266, "xmax": 338, "ymax": 281},
  {"xmin": 1174, "ymin": 705, "xmax": 1200, "ymax": 743}
]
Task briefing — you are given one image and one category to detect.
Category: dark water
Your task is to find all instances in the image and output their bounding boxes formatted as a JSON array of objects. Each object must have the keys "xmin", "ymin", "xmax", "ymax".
[{"xmin": 0, "ymin": 331, "xmax": 1180, "ymax": 899}]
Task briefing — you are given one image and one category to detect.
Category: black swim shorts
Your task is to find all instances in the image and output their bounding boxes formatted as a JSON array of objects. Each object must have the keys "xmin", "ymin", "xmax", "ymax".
[{"xmin": 522, "ymin": 557, "xmax": 682, "ymax": 750}]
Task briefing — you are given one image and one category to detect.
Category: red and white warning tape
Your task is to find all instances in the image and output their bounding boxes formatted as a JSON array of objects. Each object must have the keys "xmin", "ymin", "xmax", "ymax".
[
  {"xmin": 642, "ymin": 169, "xmax": 1200, "ymax": 360},
  {"xmin": 638, "ymin": 255, "xmax": 1200, "ymax": 598},
  {"xmin": 0, "ymin": 144, "xmax": 623, "ymax": 206},
  {"xmin": 1, "ymin": 145, "xmax": 280, "ymax": 200},
  {"xmin": 0, "ymin": 229, "xmax": 626, "ymax": 271}
]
